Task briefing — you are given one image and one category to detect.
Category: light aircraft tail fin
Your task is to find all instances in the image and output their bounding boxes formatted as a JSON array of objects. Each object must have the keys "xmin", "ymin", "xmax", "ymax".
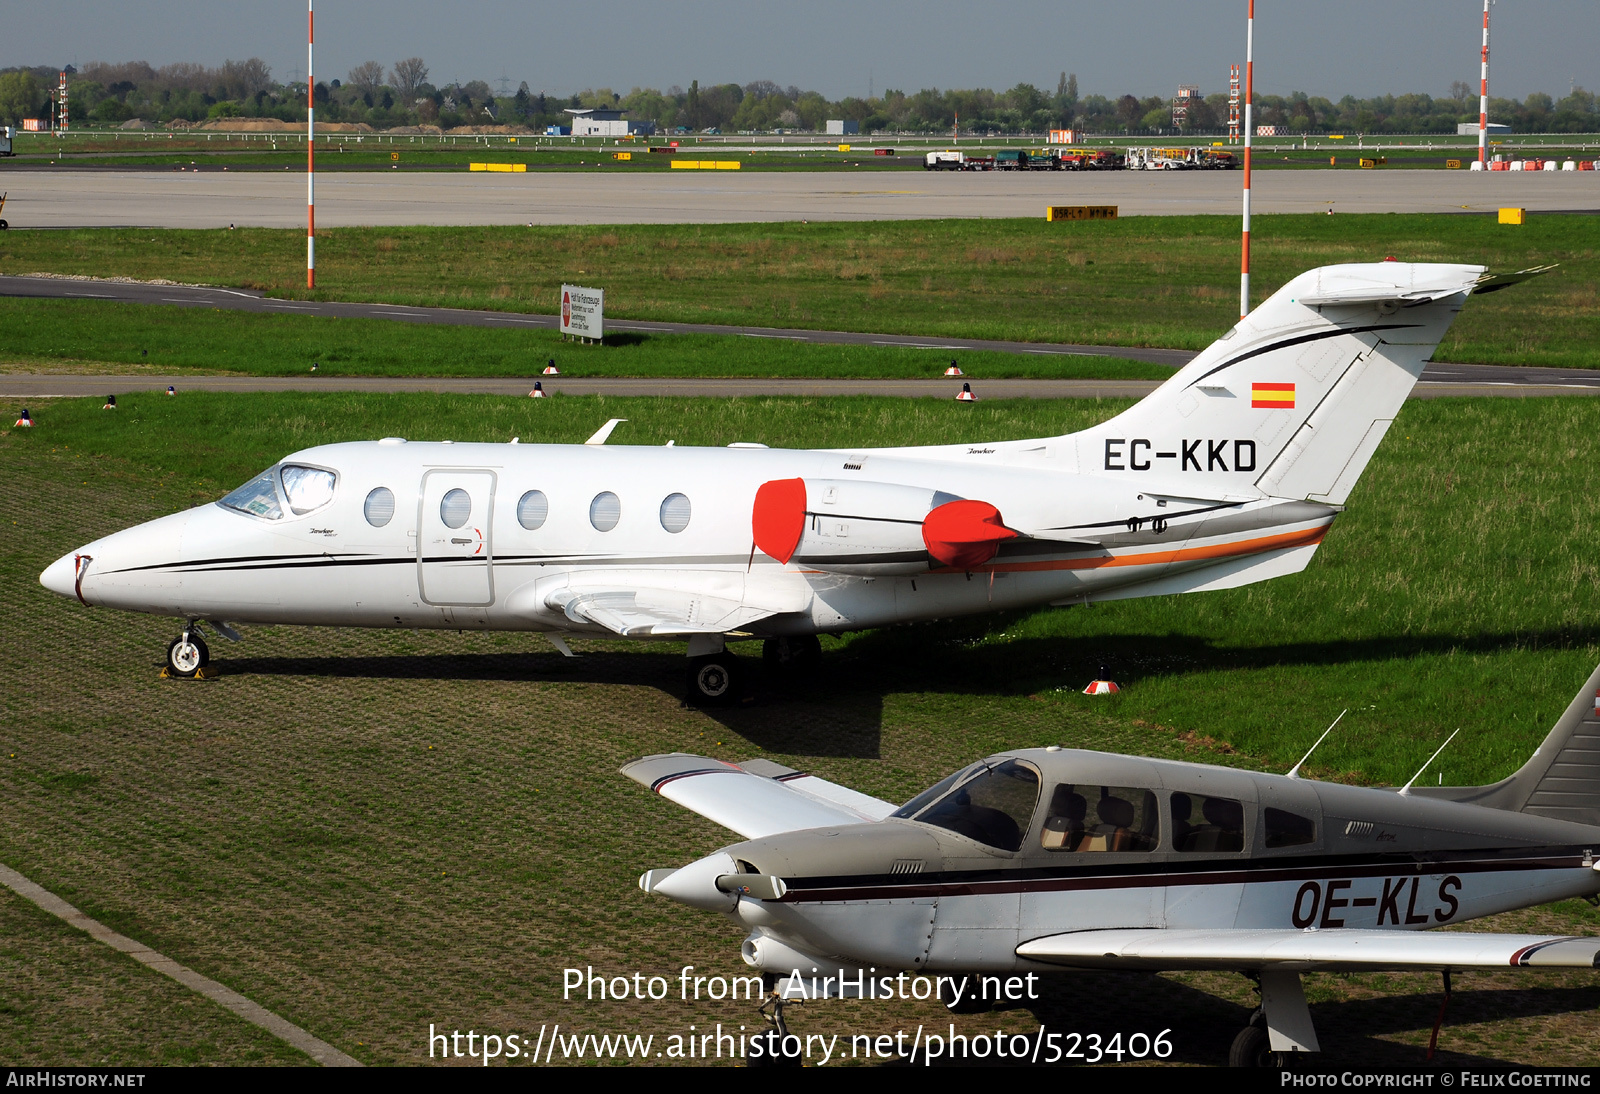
[
  {"xmin": 1410, "ymin": 661, "xmax": 1600, "ymax": 826},
  {"xmin": 1073, "ymin": 264, "xmax": 1549, "ymax": 505}
]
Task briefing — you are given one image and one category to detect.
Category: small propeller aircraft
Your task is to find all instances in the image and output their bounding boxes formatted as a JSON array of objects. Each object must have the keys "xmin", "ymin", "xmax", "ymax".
[
  {"xmin": 625, "ymin": 663, "xmax": 1600, "ymax": 1065},
  {"xmin": 40, "ymin": 262, "xmax": 1547, "ymax": 702}
]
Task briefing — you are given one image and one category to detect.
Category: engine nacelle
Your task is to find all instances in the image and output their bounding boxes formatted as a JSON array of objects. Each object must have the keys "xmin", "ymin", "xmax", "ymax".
[{"xmin": 752, "ymin": 478, "xmax": 1017, "ymax": 575}]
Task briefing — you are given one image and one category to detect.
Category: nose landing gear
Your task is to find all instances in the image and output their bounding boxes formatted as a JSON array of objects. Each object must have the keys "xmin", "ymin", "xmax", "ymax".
[{"xmin": 166, "ymin": 629, "xmax": 211, "ymax": 677}]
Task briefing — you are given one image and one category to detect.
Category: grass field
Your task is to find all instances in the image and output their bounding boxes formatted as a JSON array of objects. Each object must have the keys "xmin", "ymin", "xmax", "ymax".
[
  {"xmin": 3, "ymin": 216, "xmax": 1596, "ymax": 370},
  {"xmin": 0, "ymin": 299, "xmax": 1168, "ymax": 380},
  {"xmin": 3, "ymin": 392, "xmax": 1597, "ymax": 1066},
  {"xmin": 10, "ymin": 130, "xmax": 1599, "ymax": 172}
]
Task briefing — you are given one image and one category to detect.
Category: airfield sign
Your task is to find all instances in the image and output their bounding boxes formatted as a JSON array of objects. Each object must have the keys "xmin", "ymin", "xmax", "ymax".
[{"xmin": 561, "ymin": 284, "xmax": 604, "ymax": 341}]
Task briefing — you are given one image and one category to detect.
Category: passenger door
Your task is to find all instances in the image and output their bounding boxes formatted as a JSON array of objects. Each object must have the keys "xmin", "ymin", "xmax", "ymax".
[{"xmin": 418, "ymin": 469, "xmax": 496, "ymax": 606}]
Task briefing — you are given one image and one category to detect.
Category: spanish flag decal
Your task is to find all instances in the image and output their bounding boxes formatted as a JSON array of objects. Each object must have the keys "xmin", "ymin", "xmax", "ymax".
[{"xmin": 1252, "ymin": 382, "xmax": 1295, "ymax": 409}]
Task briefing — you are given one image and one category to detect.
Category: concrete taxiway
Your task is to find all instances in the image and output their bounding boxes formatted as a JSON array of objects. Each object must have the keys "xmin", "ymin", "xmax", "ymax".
[{"xmin": 1, "ymin": 168, "xmax": 1596, "ymax": 227}]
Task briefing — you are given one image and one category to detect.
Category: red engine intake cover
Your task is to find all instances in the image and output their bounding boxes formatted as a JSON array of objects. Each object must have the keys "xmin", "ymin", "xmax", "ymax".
[
  {"xmin": 921, "ymin": 499, "xmax": 1017, "ymax": 569},
  {"xmin": 752, "ymin": 478, "xmax": 806, "ymax": 564}
]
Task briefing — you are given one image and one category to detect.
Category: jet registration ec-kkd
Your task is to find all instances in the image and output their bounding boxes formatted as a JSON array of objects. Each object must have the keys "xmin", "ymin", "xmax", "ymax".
[{"xmin": 40, "ymin": 262, "xmax": 1548, "ymax": 702}]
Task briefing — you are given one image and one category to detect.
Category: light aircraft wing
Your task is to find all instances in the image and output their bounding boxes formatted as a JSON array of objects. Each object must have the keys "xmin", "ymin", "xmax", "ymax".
[
  {"xmin": 1017, "ymin": 927, "xmax": 1600, "ymax": 972},
  {"xmin": 622, "ymin": 753, "xmax": 897, "ymax": 840}
]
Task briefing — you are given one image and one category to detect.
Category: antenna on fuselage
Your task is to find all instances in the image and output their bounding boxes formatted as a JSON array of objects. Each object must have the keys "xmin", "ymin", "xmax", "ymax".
[
  {"xmin": 1398, "ymin": 728, "xmax": 1461, "ymax": 796},
  {"xmin": 1286, "ymin": 708, "xmax": 1346, "ymax": 779}
]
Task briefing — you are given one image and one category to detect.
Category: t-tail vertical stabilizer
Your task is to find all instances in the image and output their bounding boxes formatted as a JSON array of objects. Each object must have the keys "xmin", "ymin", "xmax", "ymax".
[{"xmin": 1076, "ymin": 263, "xmax": 1506, "ymax": 505}]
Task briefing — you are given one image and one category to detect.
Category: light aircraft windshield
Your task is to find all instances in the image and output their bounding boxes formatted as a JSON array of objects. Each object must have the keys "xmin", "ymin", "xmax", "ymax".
[{"xmin": 899, "ymin": 758, "xmax": 1041, "ymax": 852}]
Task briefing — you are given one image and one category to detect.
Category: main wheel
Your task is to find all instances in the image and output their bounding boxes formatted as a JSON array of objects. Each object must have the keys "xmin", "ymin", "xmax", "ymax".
[
  {"xmin": 0, "ymin": 219, "xmax": 9, "ymax": 230},
  {"xmin": 762, "ymin": 635, "xmax": 822, "ymax": 674},
  {"xmin": 166, "ymin": 634, "xmax": 210, "ymax": 677},
  {"xmin": 686, "ymin": 654, "xmax": 739, "ymax": 705},
  {"xmin": 1228, "ymin": 1023, "xmax": 1277, "ymax": 1067}
]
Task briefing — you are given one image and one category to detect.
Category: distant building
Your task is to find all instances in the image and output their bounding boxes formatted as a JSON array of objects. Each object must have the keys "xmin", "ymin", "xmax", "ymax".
[
  {"xmin": 1172, "ymin": 85, "xmax": 1201, "ymax": 128},
  {"xmin": 825, "ymin": 119, "xmax": 859, "ymax": 135},
  {"xmin": 1458, "ymin": 122, "xmax": 1511, "ymax": 136},
  {"xmin": 1047, "ymin": 129, "xmax": 1080, "ymax": 144},
  {"xmin": 564, "ymin": 108, "xmax": 655, "ymax": 137},
  {"xmin": 1255, "ymin": 125, "xmax": 1287, "ymax": 136}
]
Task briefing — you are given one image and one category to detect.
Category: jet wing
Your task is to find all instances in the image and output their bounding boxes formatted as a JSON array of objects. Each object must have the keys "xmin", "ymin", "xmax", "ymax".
[
  {"xmin": 539, "ymin": 570, "xmax": 810, "ymax": 637},
  {"xmin": 622, "ymin": 753, "xmax": 897, "ymax": 840},
  {"xmin": 1017, "ymin": 928, "xmax": 1600, "ymax": 972}
]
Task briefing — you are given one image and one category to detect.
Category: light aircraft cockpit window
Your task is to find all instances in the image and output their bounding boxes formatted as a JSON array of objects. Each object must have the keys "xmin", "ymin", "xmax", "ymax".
[
  {"xmin": 364, "ymin": 487, "xmax": 395, "ymax": 527},
  {"xmin": 517, "ymin": 490, "xmax": 549, "ymax": 530},
  {"xmin": 1171, "ymin": 792, "xmax": 1246, "ymax": 853},
  {"xmin": 659, "ymin": 493, "xmax": 691, "ymax": 533},
  {"xmin": 590, "ymin": 491, "xmax": 621, "ymax": 532},
  {"xmin": 891, "ymin": 761, "xmax": 988, "ymax": 820},
  {"xmin": 219, "ymin": 469, "xmax": 284, "ymax": 520},
  {"xmin": 281, "ymin": 465, "xmax": 337, "ymax": 515},
  {"xmin": 440, "ymin": 488, "xmax": 472, "ymax": 529},
  {"xmin": 1040, "ymin": 785, "xmax": 1158, "ymax": 852},
  {"xmin": 911, "ymin": 759, "xmax": 1040, "ymax": 853},
  {"xmin": 1264, "ymin": 807, "xmax": 1316, "ymax": 848}
]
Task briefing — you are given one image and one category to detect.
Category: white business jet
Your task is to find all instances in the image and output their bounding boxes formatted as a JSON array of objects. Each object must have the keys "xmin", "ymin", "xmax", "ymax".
[{"xmin": 40, "ymin": 262, "xmax": 1544, "ymax": 703}]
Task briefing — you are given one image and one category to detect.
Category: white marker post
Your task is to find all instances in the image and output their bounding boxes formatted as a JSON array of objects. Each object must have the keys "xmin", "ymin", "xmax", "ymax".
[
  {"xmin": 1478, "ymin": 0, "xmax": 1491, "ymax": 168},
  {"xmin": 307, "ymin": 0, "xmax": 315, "ymax": 290},
  {"xmin": 1240, "ymin": 0, "xmax": 1254, "ymax": 319}
]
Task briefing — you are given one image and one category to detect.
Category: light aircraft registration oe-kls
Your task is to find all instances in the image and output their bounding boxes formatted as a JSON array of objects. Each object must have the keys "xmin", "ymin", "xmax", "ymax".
[
  {"xmin": 625, "ymin": 663, "xmax": 1600, "ymax": 1065},
  {"xmin": 41, "ymin": 261, "xmax": 1545, "ymax": 702}
]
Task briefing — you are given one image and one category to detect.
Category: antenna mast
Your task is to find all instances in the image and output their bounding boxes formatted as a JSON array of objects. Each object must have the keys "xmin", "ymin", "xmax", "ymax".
[
  {"xmin": 1478, "ymin": 0, "xmax": 1492, "ymax": 167},
  {"xmin": 307, "ymin": 0, "xmax": 316, "ymax": 290},
  {"xmin": 1399, "ymin": 729, "xmax": 1461, "ymax": 796}
]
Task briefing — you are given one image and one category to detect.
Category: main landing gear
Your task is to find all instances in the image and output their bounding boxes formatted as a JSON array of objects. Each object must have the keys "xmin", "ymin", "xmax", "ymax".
[{"xmin": 166, "ymin": 625, "xmax": 210, "ymax": 677}]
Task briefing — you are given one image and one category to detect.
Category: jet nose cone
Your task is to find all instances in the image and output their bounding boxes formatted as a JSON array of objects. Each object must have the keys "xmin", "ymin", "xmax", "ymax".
[{"xmin": 40, "ymin": 552, "xmax": 81, "ymax": 600}]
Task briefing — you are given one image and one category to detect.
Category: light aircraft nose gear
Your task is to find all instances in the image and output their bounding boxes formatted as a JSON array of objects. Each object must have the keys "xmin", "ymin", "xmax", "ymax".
[
  {"xmin": 165, "ymin": 627, "xmax": 210, "ymax": 677},
  {"xmin": 762, "ymin": 635, "xmax": 821, "ymax": 674},
  {"xmin": 750, "ymin": 987, "xmax": 802, "ymax": 1069},
  {"xmin": 686, "ymin": 652, "xmax": 740, "ymax": 706}
]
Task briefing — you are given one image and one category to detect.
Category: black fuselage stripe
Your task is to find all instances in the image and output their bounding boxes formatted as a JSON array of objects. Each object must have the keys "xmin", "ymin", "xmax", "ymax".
[
  {"xmin": 1183, "ymin": 324, "xmax": 1417, "ymax": 389},
  {"xmin": 775, "ymin": 846, "xmax": 1591, "ymax": 902}
]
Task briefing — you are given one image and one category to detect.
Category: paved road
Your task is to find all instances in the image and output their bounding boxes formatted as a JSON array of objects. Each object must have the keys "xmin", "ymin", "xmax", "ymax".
[
  {"xmin": 1, "ymin": 168, "xmax": 1596, "ymax": 227},
  {"xmin": 4, "ymin": 275, "xmax": 1597, "ymax": 398}
]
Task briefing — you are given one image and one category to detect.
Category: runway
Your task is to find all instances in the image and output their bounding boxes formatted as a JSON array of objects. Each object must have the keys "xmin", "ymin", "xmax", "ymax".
[{"xmin": 2, "ymin": 167, "xmax": 1596, "ymax": 228}]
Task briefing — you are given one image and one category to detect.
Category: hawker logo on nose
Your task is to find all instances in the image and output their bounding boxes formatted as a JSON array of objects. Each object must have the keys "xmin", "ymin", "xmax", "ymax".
[{"xmin": 1103, "ymin": 439, "xmax": 1257, "ymax": 473}]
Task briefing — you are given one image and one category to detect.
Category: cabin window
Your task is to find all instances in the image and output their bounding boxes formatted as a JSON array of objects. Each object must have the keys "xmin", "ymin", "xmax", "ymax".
[
  {"xmin": 439, "ymin": 488, "xmax": 471, "ymax": 529},
  {"xmin": 913, "ymin": 759, "xmax": 1040, "ymax": 853},
  {"xmin": 1170, "ymin": 792, "xmax": 1246, "ymax": 852},
  {"xmin": 659, "ymin": 493, "xmax": 691, "ymax": 533},
  {"xmin": 1040, "ymin": 785, "xmax": 1159, "ymax": 852},
  {"xmin": 281, "ymin": 465, "xmax": 337, "ymax": 515},
  {"xmin": 590, "ymin": 491, "xmax": 621, "ymax": 532},
  {"xmin": 517, "ymin": 490, "xmax": 549, "ymax": 531},
  {"xmin": 219, "ymin": 469, "xmax": 284, "ymax": 520},
  {"xmin": 1264, "ymin": 807, "xmax": 1316, "ymax": 848},
  {"xmin": 363, "ymin": 487, "xmax": 395, "ymax": 527}
]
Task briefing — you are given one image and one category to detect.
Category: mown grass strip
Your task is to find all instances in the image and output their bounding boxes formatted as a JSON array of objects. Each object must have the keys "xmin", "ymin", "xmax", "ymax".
[{"xmin": 3, "ymin": 215, "xmax": 1594, "ymax": 367}]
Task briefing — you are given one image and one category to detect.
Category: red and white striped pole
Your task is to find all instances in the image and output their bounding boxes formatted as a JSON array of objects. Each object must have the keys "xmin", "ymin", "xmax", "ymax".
[
  {"xmin": 307, "ymin": 0, "xmax": 315, "ymax": 289},
  {"xmin": 1240, "ymin": 0, "xmax": 1254, "ymax": 319},
  {"xmin": 1478, "ymin": 0, "xmax": 1491, "ymax": 167}
]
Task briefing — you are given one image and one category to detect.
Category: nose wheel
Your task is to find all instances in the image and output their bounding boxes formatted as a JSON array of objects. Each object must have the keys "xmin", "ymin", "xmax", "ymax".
[{"xmin": 166, "ymin": 632, "xmax": 211, "ymax": 677}]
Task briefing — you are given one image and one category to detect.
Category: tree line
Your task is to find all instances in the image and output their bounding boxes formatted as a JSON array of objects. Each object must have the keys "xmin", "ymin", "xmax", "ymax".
[{"xmin": 2, "ymin": 60, "xmax": 1597, "ymax": 136}]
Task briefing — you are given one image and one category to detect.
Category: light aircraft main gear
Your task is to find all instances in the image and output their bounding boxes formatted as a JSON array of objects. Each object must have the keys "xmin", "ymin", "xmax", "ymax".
[
  {"xmin": 685, "ymin": 652, "xmax": 741, "ymax": 706},
  {"xmin": 627, "ymin": 659, "xmax": 1600, "ymax": 1065}
]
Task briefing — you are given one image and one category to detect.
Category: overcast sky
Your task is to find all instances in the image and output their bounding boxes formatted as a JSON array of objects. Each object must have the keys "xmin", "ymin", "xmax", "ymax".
[{"xmin": 6, "ymin": 1, "xmax": 1595, "ymax": 102}]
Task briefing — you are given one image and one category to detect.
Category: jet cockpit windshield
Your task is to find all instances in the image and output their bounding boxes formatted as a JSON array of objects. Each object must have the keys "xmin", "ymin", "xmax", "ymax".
[
  {"xmin": 219, "ymin": 464, "xmax": 337, "ymax": 521},
  {"xmin": 893, "ymin": 758, "xmax": 1041, "ymax": 852}
]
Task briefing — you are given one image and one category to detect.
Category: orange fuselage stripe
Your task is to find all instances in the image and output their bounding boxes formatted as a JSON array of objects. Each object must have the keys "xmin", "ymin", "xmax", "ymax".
[{"xmin": 933, "ymin": 522, "xmax": 1330, "ymax": 575}]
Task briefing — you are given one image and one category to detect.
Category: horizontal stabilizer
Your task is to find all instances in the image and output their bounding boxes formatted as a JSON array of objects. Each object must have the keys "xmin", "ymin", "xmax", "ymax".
[
  {"xmin": 622, "ymin": 753, "xmax": 896, "ymax": 839},
  {"xmin": 1018, "ymin": 928, "xmax": 1600, "ymax": 972}
]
